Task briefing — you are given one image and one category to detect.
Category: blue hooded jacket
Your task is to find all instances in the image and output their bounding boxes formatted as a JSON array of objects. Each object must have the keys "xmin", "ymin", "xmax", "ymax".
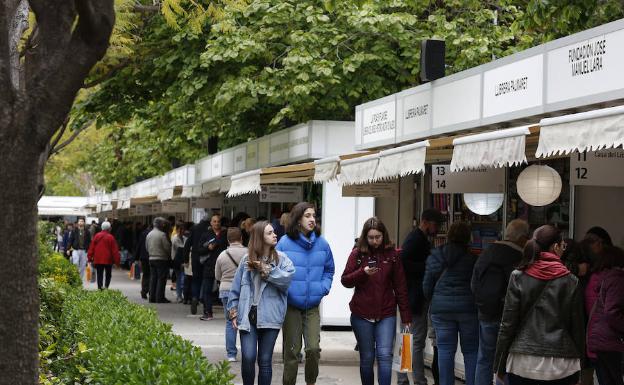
[{"xmin": 276, "ymin": 231, "xmax": 335, "ymax": 310}]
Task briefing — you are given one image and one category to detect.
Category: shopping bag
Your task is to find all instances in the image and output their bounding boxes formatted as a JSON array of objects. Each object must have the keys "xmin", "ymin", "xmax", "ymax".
[
  {"xmin": 129, "ymin": 263, "xmax": 135, "ymax": 280},
  {"xmin": 86, "ymin": 263, "xmax": 92, "ymax": 282},
  {"xmin": 392, "ymin": 328, "xmax": 413, "ymax": 373},
  {"xmin": 133, "ymin": 261, "xmax": 141, "ymax": 280}
]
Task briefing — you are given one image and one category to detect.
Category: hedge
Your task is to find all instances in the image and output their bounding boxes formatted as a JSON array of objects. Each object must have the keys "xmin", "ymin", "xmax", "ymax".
[{"xmin": 37, "ymin": 221, "xmax": 233, "ymax": 385}]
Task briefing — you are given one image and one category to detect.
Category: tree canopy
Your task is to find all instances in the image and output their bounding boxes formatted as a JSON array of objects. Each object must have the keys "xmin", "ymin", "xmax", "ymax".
[{"xmin": 66, "ymin": 0, "xmax": 624, "ymax": 191}]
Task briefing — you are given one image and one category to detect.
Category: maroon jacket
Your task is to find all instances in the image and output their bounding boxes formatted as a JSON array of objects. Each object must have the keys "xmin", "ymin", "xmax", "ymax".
[
  {"xmin": 341, "ymin": 247, "xmax": 412, "ymax": 323},
  {"xmin": 587, "ymin": 268, "xmax": 624, "ymax": 353}
]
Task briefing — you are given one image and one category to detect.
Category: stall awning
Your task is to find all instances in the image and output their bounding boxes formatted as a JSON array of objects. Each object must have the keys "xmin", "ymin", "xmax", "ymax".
[
  {"xmin": 201, "ymin": 179, "xmax": 222, "ymax": 195},
  {"xmin": 228, "ymin": 169, "xmax": 262, "ymax": 197},
  {"xmin": 339, "ymin": 153, "xmax": 380, "ymax": 186},
  {"xmin": 181, "ymin": 185, "xmax": 202, "ymax": 198},
  {"xmin": 313, "ymin": 156, "xmax": 340, "ymax": 183},
  {"xmin": 376, "ymin": 141, "xmax": 429, "ymax": 180},
  {"xmin": 537, "ymin": 105, "xmax": 624, "ymax": 157},
  {"xmin": 261, "ymin": 163, "xmax": 315, "ymax": 184},
  {"xmin": 119, "ymin": 199, "xmax": 131, "ymax": 210},
  {"xmin": 451, "ymin": 126, "xmax": 532, "ymax": 171}
]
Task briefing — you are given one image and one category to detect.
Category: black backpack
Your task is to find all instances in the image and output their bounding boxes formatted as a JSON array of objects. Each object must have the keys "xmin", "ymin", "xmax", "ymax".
[{"xmin": 472, "ymin": 253, "xmax": 507, "ymax": 317}]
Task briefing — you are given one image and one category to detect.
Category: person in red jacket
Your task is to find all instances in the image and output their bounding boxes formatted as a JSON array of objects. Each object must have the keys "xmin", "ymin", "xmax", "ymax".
[
  {"xmin": 87, "ymin": 221, "xmax": 121, "ymax": 290},
  {"xmin": 342, "ymin": 217, "xmax": 412, "ymax": 385}
]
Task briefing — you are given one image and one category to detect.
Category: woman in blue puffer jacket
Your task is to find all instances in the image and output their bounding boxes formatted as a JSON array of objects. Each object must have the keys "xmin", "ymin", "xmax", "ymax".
[{"xmin": 276, "ymin": 202, "xmax": 335, "ymax": 385}]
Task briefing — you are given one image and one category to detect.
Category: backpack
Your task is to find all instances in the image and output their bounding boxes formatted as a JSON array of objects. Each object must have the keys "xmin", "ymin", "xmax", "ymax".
[{"xmin": 472, "ymin": 252, "xmax": 507, "ymax": 317}]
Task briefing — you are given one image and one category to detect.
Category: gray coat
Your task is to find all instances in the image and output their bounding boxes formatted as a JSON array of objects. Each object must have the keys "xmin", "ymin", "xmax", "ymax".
[{"xmin": 146, "ymin": 228, "xmax": 172, "ymax": 261}]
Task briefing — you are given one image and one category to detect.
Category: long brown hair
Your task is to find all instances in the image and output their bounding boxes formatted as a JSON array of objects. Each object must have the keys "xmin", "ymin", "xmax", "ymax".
[
  {"xmin": 519, "ymin": 225, "xmax": 562, "ymax": 269},
  {"xmin": 247, "ymin": 220, "xmax": 279, "ymax": 268},
  {"xmin": 356, "ymin": 217, "xmax": 394, "ymax": 255},
  {"xmin": 286, "ymin": 202, "xmax": 321, "ymax": 240}
]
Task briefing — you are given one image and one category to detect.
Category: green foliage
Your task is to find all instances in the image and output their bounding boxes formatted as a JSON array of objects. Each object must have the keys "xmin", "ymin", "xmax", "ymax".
[
  {"xmin": 38, "ymin": 254, "xmax": 82, "ymax": 289},
  {"xmin": 52, "ymin": 290, "xmax": 234, "ymax": 384},
  {"xmin": 72, "ymin": 0, "xmax": 624, "ymax": 190}
]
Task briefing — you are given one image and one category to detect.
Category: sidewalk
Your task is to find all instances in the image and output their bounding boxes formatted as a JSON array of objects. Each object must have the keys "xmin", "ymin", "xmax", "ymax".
[{"xmin": 86, "ymin": 268, "xmax": 441, "ymax": 385}]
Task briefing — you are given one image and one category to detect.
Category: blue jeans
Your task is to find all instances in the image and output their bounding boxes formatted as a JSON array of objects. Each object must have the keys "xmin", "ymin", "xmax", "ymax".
[
  {"xmin": 220, "ymin": 290, "xmax": 237, "ymax": 358},
  {"xmin": 475, "ymin": 320, "xmax": 500, "ymax": 385},
  {"xmin": 191, "ymin": 260, "xmax": 204, "ymax": 299},
  {"xmin": 431, "ymin": 312, "xmax": 479, "ymax": 385},
  {"xmin": 175, "ymin": 269, "xmax": 185, "ymax": 299},
  {"xmin": 350, "ymin": 314, "xmax": 396, "ymax": 385},
  {"xmin": 240, "ymin": 326, "xmax": 280, "ymax": 385}
]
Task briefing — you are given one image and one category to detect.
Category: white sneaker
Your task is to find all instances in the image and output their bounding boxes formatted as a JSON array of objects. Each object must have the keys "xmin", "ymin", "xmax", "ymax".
[{"xmin": 227, "ymin": 357, "xmax": 237, "ymax": 362}]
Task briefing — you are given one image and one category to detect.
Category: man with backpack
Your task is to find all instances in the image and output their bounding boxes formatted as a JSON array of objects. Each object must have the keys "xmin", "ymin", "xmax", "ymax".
[{"xmin": 471, "ymin": 219, "xmax": 529, "ymax": 385}]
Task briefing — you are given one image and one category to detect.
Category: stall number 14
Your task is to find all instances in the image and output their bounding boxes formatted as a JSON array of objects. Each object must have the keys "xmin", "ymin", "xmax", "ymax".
[{"xmin": 576, "ymin": 152, "xmax": 588, "ymax": 180}]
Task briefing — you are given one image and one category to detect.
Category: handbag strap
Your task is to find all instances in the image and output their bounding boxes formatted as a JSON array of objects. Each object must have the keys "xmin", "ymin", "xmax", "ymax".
[{"xmin": 225, "ymin": 250, "xmax": 239, "ymax": 268}]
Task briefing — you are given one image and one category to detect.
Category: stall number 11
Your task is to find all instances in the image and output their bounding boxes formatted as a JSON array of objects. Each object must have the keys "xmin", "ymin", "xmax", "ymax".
[{"xmin": 575, "ymin": 152, "xmax": 588, "ymax": 180}]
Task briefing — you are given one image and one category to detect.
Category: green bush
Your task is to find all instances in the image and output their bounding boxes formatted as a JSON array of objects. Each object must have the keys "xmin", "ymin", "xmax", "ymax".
[
  {"xmin": 39, "ymin": 253, "xmax": 82, "ymax": 288},
  {"xmin": 53, "ymin": 290, "xmax": 234, "ymax": 385}
]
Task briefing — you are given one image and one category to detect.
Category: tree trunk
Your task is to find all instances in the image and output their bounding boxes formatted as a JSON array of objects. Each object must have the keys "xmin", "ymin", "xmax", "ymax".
[{"xmin": 0, "ymin": 138, "xmax": 42, "ymax": 385}]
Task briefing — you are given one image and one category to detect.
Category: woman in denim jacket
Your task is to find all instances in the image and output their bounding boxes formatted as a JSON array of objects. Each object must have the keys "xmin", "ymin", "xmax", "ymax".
[{"xmin": 228, "ymin": 220, "xmax": 295, "ymax": 385}]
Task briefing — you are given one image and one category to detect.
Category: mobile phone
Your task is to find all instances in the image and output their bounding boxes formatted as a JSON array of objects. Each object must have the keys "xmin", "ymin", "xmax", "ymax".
[{"xmin": 367, "ymin": 259, "xmax": 377, "ymax": 268}]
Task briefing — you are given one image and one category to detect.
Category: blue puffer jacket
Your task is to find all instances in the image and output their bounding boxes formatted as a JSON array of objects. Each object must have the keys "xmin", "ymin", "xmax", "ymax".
[
  {"xmin": 423, "ymin": 243, "xmax": 478, "ymax": 315},
  {"xmin": 276, "ymin": 231, "xmax": 335, "ymax": 310}
]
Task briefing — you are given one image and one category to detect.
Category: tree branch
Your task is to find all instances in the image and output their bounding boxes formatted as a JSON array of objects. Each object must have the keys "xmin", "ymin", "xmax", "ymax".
[
  {"xmin": 48, "ymin": 117, "xmax": 70, "ymax": 152},
  {"xmin": 49, "ymin": 119, "xmax": 95, "ymax": 158},
  {"xmin": 26, "ymin": 0, "xmax": 115, "ymax": 148},
  {"xmin": 133, "ymin": 4, "xmax": 161, "ymax": 13},
  {"xmin": 83, "ymin": 59, "xmax": 130, "ymax": 88}
]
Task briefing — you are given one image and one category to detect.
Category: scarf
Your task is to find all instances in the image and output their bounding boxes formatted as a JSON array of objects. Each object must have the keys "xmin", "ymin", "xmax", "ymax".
[{"xmin": 524, "ymin": 252, "xmax": 570, "ymax": 280}]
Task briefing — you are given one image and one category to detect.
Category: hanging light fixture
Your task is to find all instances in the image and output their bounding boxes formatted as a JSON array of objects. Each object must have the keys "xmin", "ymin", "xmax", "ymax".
[
  {"xmin": 463, "ymin": 193, "xmax": 504, "ymax": 215},
  {"xmin": 516, "ymin": 165, "xmax": 562, "ymax": 206}
]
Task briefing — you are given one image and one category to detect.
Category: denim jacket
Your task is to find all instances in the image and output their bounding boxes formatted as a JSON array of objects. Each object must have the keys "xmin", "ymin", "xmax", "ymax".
[{"xmin": 227, "ymin": 251, "xmax": 295, "ymax": 332}]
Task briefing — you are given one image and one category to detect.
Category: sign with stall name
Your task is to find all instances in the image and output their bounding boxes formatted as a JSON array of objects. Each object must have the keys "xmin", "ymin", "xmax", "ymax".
[
  {"xmin": 570, "ymin": 149, "xmax": 624, "ymax": 187},
  {"xmin": 361, "ymin": 100, "xmax": 396, "ymax": 144},
  {"xmin": 342, "ymin": 181, "xmax": 398, "ymax": 198},
  {"xmin": 259, "ymin": 185, "xmax": 303, "ymax": 203},
  {"xmin": 401, "ymin": 90, "xmax": 431, "ymax": 137},
  {"xmin": 548, "ymin": 29, "xmax": 624, "ymax": 103},
  {"xmin": 432, "ymin": 165, "xmax": 505, "ymax": 193},
  {"xmin": 162, "ymin": 201, "xmax": 188, "ymax": 214},
  {"xmin": 483, "ymin": 55, "xmax": 543, "ymax": 118}
]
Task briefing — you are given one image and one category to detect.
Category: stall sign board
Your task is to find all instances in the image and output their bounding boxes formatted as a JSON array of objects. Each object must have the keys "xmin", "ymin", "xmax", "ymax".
[
  {"xmin": 570, "ymin": 149, "xmax": 624, "ymax": 187},
  {"xmin": 162, "ymin": 201, "xmax": 188, "ymax": 214},
  {"xmin": 432, "ymin": 165, "xmax": 505, "ymax": 193},
  {"xmin": 432, "ymin": 75, "xmax": 481, "ymax": 129},
  {"xmin": 151, "ymin": 203, "xmax": 162, "ymax": 214},
  {"xmin": 342, "ymin": 181, "xmax": 399, "ymax": 198},
  {"xmin": 135, "ymin": 205, "xmax": 151, "ymax": 215},
  {"xmin": 289, "ymin": 125, "xmax": 310, "ymax": 159},
  {"xmin": 191, "ymin": 196, "xmax": 223, "ymax": 209},
  {"xmin": 259, "ymin": 185, "xmax": 303, "ymax": 203},
  {"xmin": 548, "ymin": 29, "xmax": 624, "ymax": 104},
  {"xmin": 360, "ymin": 100, "xmax": 396, "ymax": 145},
  {"xmin": 234, "ymin": 146, "xmax": 246, "ymax": 172},
  {"xmin": 483, "ymin": 54, "xmax": 544, "ymax": 118},
  {"xmin": 401, "ymin": 89, "xmax": 431, "ymax": 137},
  {"xmin": 211, "ymin": 154, "xmax": 223, "ymax": 178},
  {"xmin": 246, "ymin": 142, "xmax": 258, "ymax": 170},
  {"xmin": 270, "ymin": 131, "xmax": 290, "ymax": 164}
]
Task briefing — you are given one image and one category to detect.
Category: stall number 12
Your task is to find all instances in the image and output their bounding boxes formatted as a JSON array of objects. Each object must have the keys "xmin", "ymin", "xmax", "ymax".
[{"xmin": 576, "ymin": 152, "xmax": 588, "ymax": 180}]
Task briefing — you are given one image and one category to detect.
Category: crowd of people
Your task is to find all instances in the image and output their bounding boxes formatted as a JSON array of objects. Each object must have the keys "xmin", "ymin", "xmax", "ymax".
[{"xmin": 52, "ymin": 203, "xmax": 623, "ymax": 385}]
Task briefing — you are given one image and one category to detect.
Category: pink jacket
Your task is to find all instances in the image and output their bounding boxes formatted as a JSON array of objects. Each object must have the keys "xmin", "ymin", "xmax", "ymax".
[{"xmin": 585, "ymin": 271, "xmax": 607, "ymax": 359}]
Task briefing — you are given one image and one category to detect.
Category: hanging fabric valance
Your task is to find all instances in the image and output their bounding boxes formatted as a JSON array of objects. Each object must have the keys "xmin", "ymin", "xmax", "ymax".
[
  {"xmin": 313, "ymin": 156, "xmax": 340, "ymax": 183},
  {"xmin": 451, "ymin": 126, "xmax": 531, "ymax": 171},
  {"xmin": 536, "ymin": 105, "xmax": 624, "ymax": 157},
  {"xmin": 339, "ymin": 154, "xmax": 380, "ymax": 186},
  {"xmin": 375, "ymin": 141, "xmax": 429, "ymax": 180},
  {"xmin": 227, "ymin": 169, "xmax": 261, "ymax": 197}
]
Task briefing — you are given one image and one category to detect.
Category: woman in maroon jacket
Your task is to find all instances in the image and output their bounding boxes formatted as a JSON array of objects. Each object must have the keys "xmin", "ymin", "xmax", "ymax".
[
  {"xmin": 342, "ymin": 217, "xmax": 412, "ymax": 385},
  {"xmin": 87, "ymin": 221, "xmax": 121, "ymax": 290},
  {"xmin": 586, "ymin": 246, "xmax": 624, "ymax": 385}
]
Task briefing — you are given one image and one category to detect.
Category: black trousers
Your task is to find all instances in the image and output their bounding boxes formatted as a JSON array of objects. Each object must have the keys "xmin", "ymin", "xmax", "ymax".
[
  {"xmin": 94, "ymin": 264, "xmax": 112, "ymax": 289},
  {"xmin": 149, "ymin": 260, "xmax": 169, "ymax": 303},
  {"xmin": 183, "ymin": 274, "xmax": 193, "ymax": 300},
  {"xmin": 508, "ymin": 372, "xmax": 578, "ymax": 385},
  {"xmin": 140, "ymin": 260, "xmax": 151, "ymax": 296},
  {"xmin": 596, "ymin": 351, "xmax": 624, "ymax": 385}
]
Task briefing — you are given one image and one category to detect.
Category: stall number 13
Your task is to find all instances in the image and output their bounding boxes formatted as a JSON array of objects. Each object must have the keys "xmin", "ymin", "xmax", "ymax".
[{"xmin": 575, "ymin": 152, "xmax": 588, "ymax": 180}]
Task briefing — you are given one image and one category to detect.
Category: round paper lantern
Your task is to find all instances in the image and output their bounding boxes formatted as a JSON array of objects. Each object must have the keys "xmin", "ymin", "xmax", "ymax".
[
  {"xmin": 463, "ymin": 193, "xmax": 504, "ymax": 215},
  {"xmin": 516, "ymin": 165, "xmax": 562, "ymax": 206}
]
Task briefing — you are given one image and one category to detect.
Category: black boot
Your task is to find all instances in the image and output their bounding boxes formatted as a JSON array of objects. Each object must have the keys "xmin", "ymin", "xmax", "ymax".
[{"xmin": 191, "ymin": 298, "xmax": 198, "ymax": 315}]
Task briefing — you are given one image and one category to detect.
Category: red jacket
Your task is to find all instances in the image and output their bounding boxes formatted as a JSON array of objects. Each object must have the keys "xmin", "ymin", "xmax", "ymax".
[
  {"xmin": 341, "ymin": 247, "xmax": 412, "ymax": 323},
  {"xmin": 87, "ymin": 231, "xmax": 121, "ymax": 265}
]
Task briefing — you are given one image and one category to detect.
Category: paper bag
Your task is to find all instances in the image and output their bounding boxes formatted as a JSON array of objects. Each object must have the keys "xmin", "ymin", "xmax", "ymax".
[
  {"xmin": 392, "ymin": 331, "xmax": 413, "ymax": 372},
  {"xmin": 86, "ymin": 263, "xmax": 92, "ymax": 282}
]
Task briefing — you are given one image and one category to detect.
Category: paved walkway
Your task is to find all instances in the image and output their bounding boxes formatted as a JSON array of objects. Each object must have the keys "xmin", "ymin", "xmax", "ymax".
[{"xmin": 86, "ymin": 268, "xmax": 443, "ymax": 385}]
